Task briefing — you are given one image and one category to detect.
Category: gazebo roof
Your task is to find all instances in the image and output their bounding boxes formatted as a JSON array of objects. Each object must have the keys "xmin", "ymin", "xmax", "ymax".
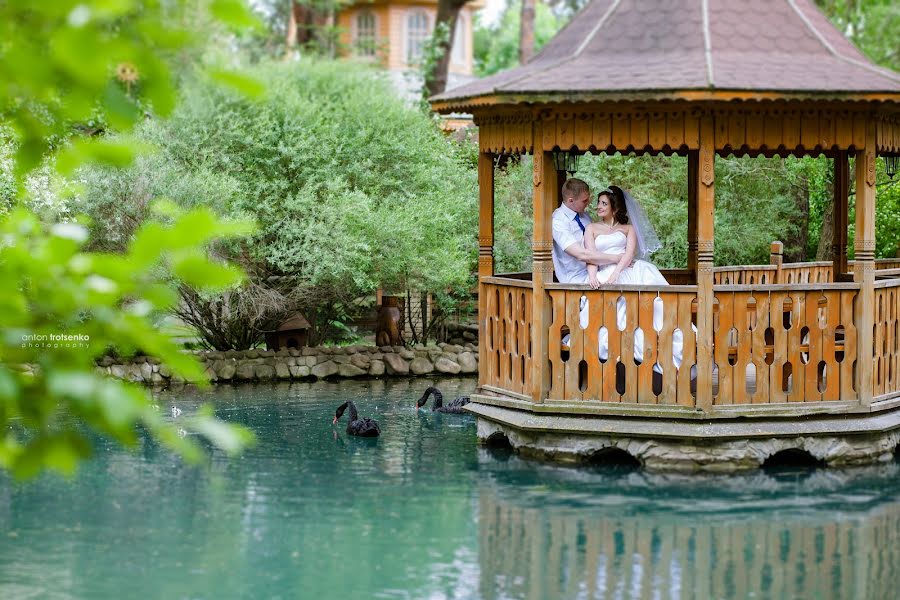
[{"xmin": 432, "ymin": 0, "xmax": 900, "ymax": 110}]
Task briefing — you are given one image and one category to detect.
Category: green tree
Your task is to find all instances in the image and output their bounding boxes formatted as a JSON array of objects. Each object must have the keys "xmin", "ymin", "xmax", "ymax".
[
  {"xmin": 474, "ymin": 1, "xmax": 562, "ymax": 76},
  {"xmin": 74, "ymin": 61, "xmax": 480, "ymax": 346},
  {"xmin": 0, "ymin": 0, "xmax": 263, "ymax": 477}
]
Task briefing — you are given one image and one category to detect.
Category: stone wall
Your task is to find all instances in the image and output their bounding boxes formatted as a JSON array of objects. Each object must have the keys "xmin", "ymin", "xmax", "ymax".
[{"xmin": 97, "ymin": 342, "xmax": 479, "ymax": 386}]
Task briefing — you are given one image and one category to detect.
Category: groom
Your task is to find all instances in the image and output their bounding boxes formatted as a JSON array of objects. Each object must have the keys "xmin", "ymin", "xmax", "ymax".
[{"xmin": 551, "ymin": 178, "xmax": 621, "ymax": 283}]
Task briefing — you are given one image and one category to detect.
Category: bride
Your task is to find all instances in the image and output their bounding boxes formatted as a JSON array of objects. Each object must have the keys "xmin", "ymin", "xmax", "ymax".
[
  {"xmin": 584, "ymin": 185, "xmax": 667, "ymax": 288},
  {"xmin": 582, "ymin": 186, "xmax": 687, "ymax": 369}
]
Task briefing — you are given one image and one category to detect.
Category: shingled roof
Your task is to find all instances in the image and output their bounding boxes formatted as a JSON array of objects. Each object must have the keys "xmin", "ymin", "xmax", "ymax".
[{"xmin": 432, "ymin": 0, "xmax": 900, "ymax": 109}]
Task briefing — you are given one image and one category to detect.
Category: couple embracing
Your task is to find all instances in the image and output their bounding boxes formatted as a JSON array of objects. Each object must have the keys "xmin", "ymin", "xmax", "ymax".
[
  {"xmin": 550, "ymin": 178, "xmax": 666, "ymax": 288},
  {"xmin": 550, "ymin": 179, "xmax": 687, "ymax": 370}
]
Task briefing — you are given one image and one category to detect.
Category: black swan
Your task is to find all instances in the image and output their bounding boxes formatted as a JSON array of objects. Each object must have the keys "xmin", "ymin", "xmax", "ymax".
[
  {"xmin": 332, "ymin": 401, "xmax": 380, "ymax": 437},
  {"xmin": 415, "ymin": 387, "xmax": 471, "ymax": 414}
]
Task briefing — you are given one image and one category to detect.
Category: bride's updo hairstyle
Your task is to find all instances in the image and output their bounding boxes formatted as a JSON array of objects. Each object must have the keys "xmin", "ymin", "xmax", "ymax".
[{"xmin": 600, "ymin": 186, "xmax": 629, "ymax": 225}]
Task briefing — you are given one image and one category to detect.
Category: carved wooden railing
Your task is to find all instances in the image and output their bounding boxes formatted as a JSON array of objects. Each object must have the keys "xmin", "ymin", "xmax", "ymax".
[
  {"xmin": 480, "ymin": 272, "xmax": 896, "ymax": 409},
  {"xmin": 874, "ymin": 279, "xmax": 900, "ymax": 399},
  {"xmin": 481, "ymin": 279, "xmax": 533, "ymax": 398},
  {"xmin": 712, "ymin": 284, "xmax": 858, "ymax": 404},
  {"xmin": 545, "ymin": 285, "xmax": 698, "ymax": 405}
]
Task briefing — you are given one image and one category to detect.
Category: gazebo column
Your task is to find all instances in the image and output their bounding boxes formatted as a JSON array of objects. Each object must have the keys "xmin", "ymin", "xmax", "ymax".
[
  {"xmin": 478, "ymin": 152, "xmax": 495, "ymax": 389},
  {"xmin": 854, "ymin": 128, "xmax": 877, "ymax": 406},
  {"xmin": 833, "ymin": 151, "xmax": 850, "ymax": 281},
  {"xmin": 531, "ymin": 149, "xmax": 558, "ymax": 403},
  {"xmin": 694, "ymin": 117, "xmax": 716, "ymax": 411},
  {"xmin": 687, "ymin": 151, "xmax": 699, "ymax": 276}
]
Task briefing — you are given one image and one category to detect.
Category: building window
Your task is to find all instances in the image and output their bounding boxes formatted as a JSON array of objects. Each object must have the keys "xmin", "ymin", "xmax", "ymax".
[
  {"xmin": 354, "ymin": 11, "xmax": 376, "ymax": 57},
  {"xmin": 451, "ymin": 15, "xmax": 465, "ymax": 65},
  {"xmin": 405, "ymin": 10, "xmax": 430, "ymax": 64}
]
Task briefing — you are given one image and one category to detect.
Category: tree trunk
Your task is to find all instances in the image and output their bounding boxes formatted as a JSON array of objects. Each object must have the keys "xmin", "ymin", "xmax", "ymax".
[
  {"xmin": 424, "ymin": 0, "xmax": 469, "ymax": 98},
  {"xmin": 786, "ymin": 173, "xmax": 810, "ymax": 262},
  {"xmin": 285, "ymin": 0, "xmax": 298, "ymax": 57},
  {"xmin": 520, "ymin": 0, "xmax": 536, "ymax": 64},
  {"xmin": 816, "ymin": 173, "xmax": 836, "ymax": 260}
]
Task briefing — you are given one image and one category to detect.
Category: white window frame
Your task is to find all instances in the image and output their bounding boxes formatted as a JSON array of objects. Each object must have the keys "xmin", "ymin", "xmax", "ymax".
[
  {"xmin": 404, "ymin": 9, "xmax": 431, "ymax": 65},
  {"xmin": 353, "ymin": 10, "xmax": 378, "ymax": 58}
]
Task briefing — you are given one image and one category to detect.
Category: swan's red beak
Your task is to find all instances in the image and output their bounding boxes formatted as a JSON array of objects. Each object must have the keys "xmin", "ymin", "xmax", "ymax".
[{"xmin": 332, "ymin": 416, "xmax": 337, "ymax": 425}]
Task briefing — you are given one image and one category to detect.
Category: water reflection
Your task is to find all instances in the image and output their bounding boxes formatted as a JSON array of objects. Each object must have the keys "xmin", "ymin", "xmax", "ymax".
[
  {"xmin": 476, "ymin": 455, "xmax": 900, "ymax": 600},
  {"xmin": 1, "ymin": 379, "xmax": 899, "ymax": 600}
]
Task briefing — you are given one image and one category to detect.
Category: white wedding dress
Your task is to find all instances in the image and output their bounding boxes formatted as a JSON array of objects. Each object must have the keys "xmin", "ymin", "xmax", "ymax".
[
  {"xmin": 591, "ymin": 231, "xmax": 668, "ymax": 286},
  {"xmin": 582, "ymin": 231, "xmax": 688, "ymax": 370}
]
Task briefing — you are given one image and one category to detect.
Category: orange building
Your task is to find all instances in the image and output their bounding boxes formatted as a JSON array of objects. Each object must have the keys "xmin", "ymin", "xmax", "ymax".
[{"xmin": 336, "ymin": 0, "xmax": 485, "ymax": 95}]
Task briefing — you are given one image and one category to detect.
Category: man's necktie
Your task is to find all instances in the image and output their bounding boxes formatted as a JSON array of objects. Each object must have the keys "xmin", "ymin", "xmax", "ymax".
[{"xmin": 574, "ymin": 213, "xmax": 586, "ymax": 234}]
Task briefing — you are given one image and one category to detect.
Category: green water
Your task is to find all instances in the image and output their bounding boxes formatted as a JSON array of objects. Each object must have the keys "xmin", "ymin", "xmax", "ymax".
[{"xmin": 2, "ymin": 378, "xmax": 900, "ymax": 599}]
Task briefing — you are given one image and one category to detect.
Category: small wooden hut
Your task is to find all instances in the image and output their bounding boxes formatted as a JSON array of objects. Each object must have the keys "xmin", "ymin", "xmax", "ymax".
[
  {"xmin": 431, "ymin": 0, "xmax": 900, "ymax": 469},
  {"xmin": 265, "ymin": 314, "xmax": 311, "ymax": 351}
]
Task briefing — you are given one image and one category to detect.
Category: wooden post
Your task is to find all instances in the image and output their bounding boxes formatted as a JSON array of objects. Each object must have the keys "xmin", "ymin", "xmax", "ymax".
[
  {"xmin": 478, "ymin": 152, "xmax": 495, "ymax": 389},
  {"xmin": 854, "ymin": 124, "xmax": 877, "ymax": 406},
  {"xmin": 530, "ymin": 148, "xmax": 558, "ymax": 403},
  {"xmin": 694, "ymin": 116, "xmax": 716, "ymax": 411},
  {"xmin": 687, "ymin": 150, "xmax": 699, "ymax": 277},
  {"xmin": 769, "ymin": 241, "xmax": 784, "ymax": 284},
  {"xmin": 478, "ymin": 152, "xmax": 495, "ymax": 278},
  {"xmin": 833, "ymin": 151, "xmax": 850, "ymax": 281}
]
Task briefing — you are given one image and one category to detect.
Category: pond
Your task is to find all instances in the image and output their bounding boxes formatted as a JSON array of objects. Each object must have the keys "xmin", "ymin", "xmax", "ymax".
[{"xmin": 2, "ymin": 377, "xmax": 899, "ymax": 599}]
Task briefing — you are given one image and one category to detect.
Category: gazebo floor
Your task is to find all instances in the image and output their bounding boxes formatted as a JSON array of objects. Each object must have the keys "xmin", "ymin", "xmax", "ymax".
[{"xmin": 467, "ymin": 401, "xmax": 900, "ymax": 472}]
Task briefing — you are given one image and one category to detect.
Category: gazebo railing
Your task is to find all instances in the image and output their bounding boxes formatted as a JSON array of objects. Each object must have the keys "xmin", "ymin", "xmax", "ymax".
[
  {"xmin": 481, "ymin": 278, "xmax": 534, "ymax": 398},
  {"xmin": 480, "ymin": 267, "xmax": 899, "ymax": 410},
  {"xmin": 546, "ymin": 284, "xmax": 698, "ymax": 405},
  {"xmin": 711, "ymin": 283, "xmax": 858, "ymax": 404},
  {"xmin": 874, "ymin": 279, "xmax": 900, "ymax": 398}
]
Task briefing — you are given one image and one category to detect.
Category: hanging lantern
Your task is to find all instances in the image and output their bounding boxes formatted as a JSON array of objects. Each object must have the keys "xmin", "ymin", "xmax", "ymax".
[
  {"xmin": 552, "ymin": 149, "xmax": 579, "ymax": 176},
  {"xmin": 885, "ymin": 155, "xmax": 899, "ymax": 180}
]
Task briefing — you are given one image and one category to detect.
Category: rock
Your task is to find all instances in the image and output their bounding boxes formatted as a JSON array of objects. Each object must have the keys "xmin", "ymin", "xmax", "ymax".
[
  {"xmin": 378, "ymin": 346, "xmax": 393, "ymax": 352},
  {"xmin": 217, "ymin": 363, "xmax": 236, "ymax": 381},
  {"xmin": 275, "ymin": 362, "xmax": 291, "ymax": 379},
  {"xmin": 305, "ymin": 356, "xmax": 318, "ymax": 367},
  {"xmin": 276, "ymin": 349, "xmax": 290, "ymax": 357},
  {"xmin": 371, "ymin": 352, "xmax": 383, "ymax": 360},
  {"xmin": 98, "ymin": 356, "xmax": 115, "ymax": 367},
  {"xmin": 331, "ymin": 354, "xmax": 350, "ymax": 365},
  {"xmin": 302, "ymin": 347, "xmax": 317, "ymax": 356},
  {"xmin": 139, "ymin": 363, "xmax": 153, "ymax": 381},
  {"xmin": 435, "ymin": 357, "xmax": 461, "ymax": 374},
  {"xmin": 338, "ymin": 364, "xmax": 366, "ymax": 377},
  {"xmin": 207, "ymin": 351, "xmax": 223, "ymax": 360},
  {"xmin": 312, "ymin": 360, "xmax": 339, "ymax": 379},
  {"xmin": 110, "ymin": 364, "xmax": 128, "ymax": 379},
  {"xmin": 204, "ymin": 366, "xmax": 217, "ymax": 382},
  {"xmin": 225, "ymin": 350, "xmax": 241, "ymax": 359},
  {"xmin": 235, "ymin": 363, "xmax": 256, "ymax": 380},
  {"xmin": 288, "ymin": 348, "xmax": 301, "ymax": 357},
  {"xmin": 400, "ymin": 349, "xmax": 416, "ymax": 360},
  {"xmin": 158, "ymin": 364, "xmax": 172, "ymax": 378},
  {"xmin": 368, "ymin": 360, "xmax": 385, "ymax": 376},
  {"xmin": 290, "ymin": 365, "xmax": 310, "ymax": 378},
  {"xmin": 150, "ymin": 372, "xmax": 165, "ymax": 384},
  {"xmin": 457, "ymin": 352, "xmax": 478, "ymax": 373},
  {"xmin": 350, "ymin": 354, "xmax": 371, "ymax": 369},
  {"xmin": 127, "ymin": 365, "xmax": 143, "ymax": 382},
  {"xmin": 382, "ymin": 353, "xmax": 409, "ymax": 375},
  {"xmin": 409, "ymin": 357, "xmax": 434, "ymax": 375},
  {"xmin": 415, "ymin": 343, "xmax": 427, "ymax": 350},
  {"xmin": 244, "ymin": 350, "xmax": 260, "ymax": 359},
  {"xmin": 260, "ymin": 350, "xmax": 276, "ymax": 357},
  {"xmin": 255, "ymin": 364, "xmax": 276, "ymax": 379},
  {"xmin": 463, "ymin": 331, "xmax": 477, "ymax": 341},
  {"xmin": 444, "ymin": 344, "xmax": 464, "ymax": 354}
]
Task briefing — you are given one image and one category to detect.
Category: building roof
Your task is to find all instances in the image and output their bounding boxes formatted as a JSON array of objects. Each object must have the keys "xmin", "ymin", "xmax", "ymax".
[
  {"xmin": 433, "ymin": 0, "xmax": 900, "ymax": 110},
  {"xmin": 277, "ymin": 314, "xmax": 311, "ymax": 331}
]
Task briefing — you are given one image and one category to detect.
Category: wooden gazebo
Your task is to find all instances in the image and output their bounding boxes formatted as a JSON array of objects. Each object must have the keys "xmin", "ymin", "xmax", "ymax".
[{"xmin": 432, "ymin": 0, "xmax": 900, "ymax": 469}]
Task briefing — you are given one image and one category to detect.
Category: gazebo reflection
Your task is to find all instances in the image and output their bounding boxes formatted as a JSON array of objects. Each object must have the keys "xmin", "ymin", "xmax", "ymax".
[{"xmin": 475, "ymin": 457, "xmax": 900, "ymax": 599}]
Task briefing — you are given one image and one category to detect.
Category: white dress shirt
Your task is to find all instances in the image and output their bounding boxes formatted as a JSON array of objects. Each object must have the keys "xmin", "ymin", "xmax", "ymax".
[{"xmin": 551, "ymin": 203, "xmax": 592, "ymax": 284}]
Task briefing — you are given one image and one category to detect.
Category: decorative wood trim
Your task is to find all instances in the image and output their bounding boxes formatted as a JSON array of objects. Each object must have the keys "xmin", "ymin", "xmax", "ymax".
[{"xmin": 472, "ymin": 103, "xmax": 892, "ymax": 156}]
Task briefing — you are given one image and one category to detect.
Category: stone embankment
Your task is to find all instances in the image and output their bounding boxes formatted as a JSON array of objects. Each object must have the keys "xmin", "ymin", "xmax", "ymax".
[{"xmin": 98, "ymin": 340, "xmax": 480, "ymax": 386}]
